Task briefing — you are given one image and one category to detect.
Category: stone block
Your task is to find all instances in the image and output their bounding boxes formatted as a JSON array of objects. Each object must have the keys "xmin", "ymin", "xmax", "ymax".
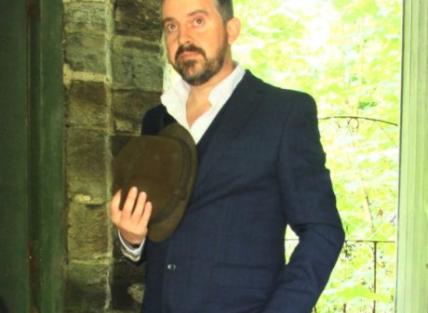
[
  {"xmin": 110, "ymin": 259, "xmax": 145, "ymax": 311},
  {"xmin": 64, "ymin": 31, "xmax": 106, "ymax": 73},
  {"xmin": 66, "ymin": 80, "xmax": 107, "ymax": 128},
  {"xmin": 111, "ymin": 89, "xmax": 160, "ymax": 133},
  {"xmin": 111, "ymin": 35, "xmax": 163, "ymax": 91},
  {"xmin": 67, "ymin": 202, "xmax": 109, "ymax": 260},
  {"xmin": 66, "ymin": 261, "xmax": 109, "ymax": 312},
  {"xmin": 64, "ymin": 2, "xmax": 105, "ymax": 33},
  {"xmin": 66, "ymin": 128, "xmax": 108, "ymax": 203},
  {"xmin": 114, "ymin": 0, "xmax": 162, "ymax": 41}
]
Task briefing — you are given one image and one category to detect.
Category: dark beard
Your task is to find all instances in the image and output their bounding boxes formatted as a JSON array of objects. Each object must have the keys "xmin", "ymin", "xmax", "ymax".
[{"xmin": 173, "ymin": 39, "xmax": 228, "ymax": 86}]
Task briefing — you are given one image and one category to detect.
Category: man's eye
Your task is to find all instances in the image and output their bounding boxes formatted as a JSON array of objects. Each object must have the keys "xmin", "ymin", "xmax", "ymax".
[
  {"xmin": 165, "ymin": 23, "xmax": 177, "ymax": 33},
  {"xmin": 193, "ymin": 17, "xmax": 205, "ymax": 26}
]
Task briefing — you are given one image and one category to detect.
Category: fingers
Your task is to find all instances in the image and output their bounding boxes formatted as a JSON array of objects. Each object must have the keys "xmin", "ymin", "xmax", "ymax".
[
  {"xmin": 110, "ymin": 190, "xmax": 122, "ymax": 224},
  {"xmin": 131, "ymin": 191, "xmax": 148, "ymax": 222},
  {"xmin": 131, "ymin": 193, "xmax": 153, "ymax": 226},
  {"xmin": 138, "ymin": 201, "xmax": 152, "ymax": 228},
  {"xmin": 109, "ymin": 186, "xmax": 152, "ymax": 244},
  {"xmin": 122, "ymin": 187, "xmax": 138, "ymax": 219}
]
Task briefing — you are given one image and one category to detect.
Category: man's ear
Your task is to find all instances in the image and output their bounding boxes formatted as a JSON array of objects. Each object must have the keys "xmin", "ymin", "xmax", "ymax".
[{"xmin": 226, "ymin": 17, "xmax": 241, "ymax": 44}]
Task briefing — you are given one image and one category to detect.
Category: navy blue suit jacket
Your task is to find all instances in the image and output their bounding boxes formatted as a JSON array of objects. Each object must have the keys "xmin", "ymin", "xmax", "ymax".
[{"xmin": 139, "ymin": 71, "xmax": 345, "ymax": 313}]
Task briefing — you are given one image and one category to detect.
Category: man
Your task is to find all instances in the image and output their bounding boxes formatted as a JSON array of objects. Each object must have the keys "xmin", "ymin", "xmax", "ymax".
[{"xmin": 110, "ymin": 0, "xmax": 345, "ymax": 312}]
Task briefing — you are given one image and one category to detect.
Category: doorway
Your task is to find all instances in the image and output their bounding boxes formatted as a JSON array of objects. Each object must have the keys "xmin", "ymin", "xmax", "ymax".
[{"xmin": 233, "ymin": 0, "xmax": 402, "ymax": 311}]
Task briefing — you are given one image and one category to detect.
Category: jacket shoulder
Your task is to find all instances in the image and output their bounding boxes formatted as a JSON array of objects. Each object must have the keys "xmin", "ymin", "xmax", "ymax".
[
  {"xmin": 141, "ymin": 105, "xmax": 167, "ymax": 135},
  {"xmin": 246, "ymin": 71, "xmax": 314, "ymax": 102},
  {"xmin": 251, "ymin": 75, "xmax": 317, "ymax": 116}
]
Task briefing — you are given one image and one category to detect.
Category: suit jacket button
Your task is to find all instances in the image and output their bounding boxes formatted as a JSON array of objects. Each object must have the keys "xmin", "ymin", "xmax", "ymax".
[{"xmin": 166, "ymin": 263, "xmax": 176, "ymax": 271}]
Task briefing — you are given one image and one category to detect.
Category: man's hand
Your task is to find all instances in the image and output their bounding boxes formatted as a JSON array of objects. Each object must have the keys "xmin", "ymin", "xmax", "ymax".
[{"xmin": 110, "ymin": 186, "xmax": 153, "ymax": 246}]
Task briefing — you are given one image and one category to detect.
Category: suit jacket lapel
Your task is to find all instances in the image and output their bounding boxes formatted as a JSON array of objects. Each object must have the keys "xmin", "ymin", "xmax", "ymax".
[{"xmin": 193, "ymin": 71, "xmax": 263, "ymax": 194}]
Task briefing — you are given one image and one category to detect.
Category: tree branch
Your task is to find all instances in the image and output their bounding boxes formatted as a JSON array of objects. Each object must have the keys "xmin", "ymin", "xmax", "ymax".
[{"xmin": 319, "ymin": 115, "xmax": 398, "ymax": 127}]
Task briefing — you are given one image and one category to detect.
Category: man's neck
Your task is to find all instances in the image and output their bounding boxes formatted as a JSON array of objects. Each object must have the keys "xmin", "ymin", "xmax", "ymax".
[
  {"xmin": 187, "ymin": 59, "xmax": 236, "ymax": 108},
  {"xmin": 185, "ymin": 59, "xmax": 236, "ymax": 127}
]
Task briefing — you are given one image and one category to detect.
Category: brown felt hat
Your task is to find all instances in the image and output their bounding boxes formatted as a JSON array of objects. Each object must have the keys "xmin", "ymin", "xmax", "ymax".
[{"xmin": 112, "ymin": 123, "xmax": 197, "ymax": 242}]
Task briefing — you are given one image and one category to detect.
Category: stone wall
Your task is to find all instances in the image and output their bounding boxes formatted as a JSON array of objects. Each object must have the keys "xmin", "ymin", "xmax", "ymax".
[{"xmin": 63, "ymin": 0, "xmax": 163, "ymax": 311}]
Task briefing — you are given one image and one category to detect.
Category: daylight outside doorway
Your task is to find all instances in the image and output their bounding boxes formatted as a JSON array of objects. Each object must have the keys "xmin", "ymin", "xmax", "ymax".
[{"xmin": 233, "ymin": 0, "xmax": 402, "ymax": 312}]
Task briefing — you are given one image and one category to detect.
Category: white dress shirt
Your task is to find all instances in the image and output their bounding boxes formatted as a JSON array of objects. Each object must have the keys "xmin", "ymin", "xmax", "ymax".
[{"xmin": 119, "ymin": 65, "xmax": 246, "ymax": 261}]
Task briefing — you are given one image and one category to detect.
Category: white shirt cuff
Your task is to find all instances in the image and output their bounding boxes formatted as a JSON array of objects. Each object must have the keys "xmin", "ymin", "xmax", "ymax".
[{"xmin": 117, "ymin": 230, "xmax": 145, "ymax": 262}]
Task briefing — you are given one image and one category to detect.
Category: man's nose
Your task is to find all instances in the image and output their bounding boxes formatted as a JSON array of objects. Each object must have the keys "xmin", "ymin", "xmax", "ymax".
[{"xmin": 177, "ymin": 25, "xmax": 193, "ymax": 45}]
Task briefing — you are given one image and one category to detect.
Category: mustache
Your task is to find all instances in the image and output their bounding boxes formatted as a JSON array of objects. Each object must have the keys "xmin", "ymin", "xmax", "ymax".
[{"xmin": 175, "ymin": 44, "xmax": 206, "ymax": 61}]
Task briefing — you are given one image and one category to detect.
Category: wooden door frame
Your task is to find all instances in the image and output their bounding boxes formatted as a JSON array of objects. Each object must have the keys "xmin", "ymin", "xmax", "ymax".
[
  {"xmin": 0, "ymin": 0, "xmax": 65, "ymax": 312},
  {"xmin": 396, "ymin": 0, "xmax": 428, "ymax": 312}
]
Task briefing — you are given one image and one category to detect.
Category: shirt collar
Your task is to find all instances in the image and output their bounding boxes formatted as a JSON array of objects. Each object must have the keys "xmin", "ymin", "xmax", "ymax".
[{"xmin": 161, "ymin": 64, "xmax": 246, "ymax": 122}]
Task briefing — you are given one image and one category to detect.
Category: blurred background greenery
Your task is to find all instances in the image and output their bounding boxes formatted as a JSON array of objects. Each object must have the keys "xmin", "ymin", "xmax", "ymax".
[{"xmin": 233, "ymin": 0, "xmax": 402, "ymax": 312}]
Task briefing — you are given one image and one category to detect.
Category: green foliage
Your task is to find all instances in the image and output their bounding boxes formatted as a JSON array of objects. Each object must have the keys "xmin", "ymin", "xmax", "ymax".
[{"xmin": 234, "ymin": 0, "xmax": 402, "ymax": 311}]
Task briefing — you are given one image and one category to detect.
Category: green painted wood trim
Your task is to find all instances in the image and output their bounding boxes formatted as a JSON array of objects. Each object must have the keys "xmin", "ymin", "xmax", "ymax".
[
  {"xmin": 396, "ymin": 0, "xmax": 428, "ymax": 312},
  {"xmin": 28, "ymin": 0, "xmax": 65, "ymax": 312},
  {"xmin": 0, "ymin": 1, "xmax": 31, "ymax": 312}
]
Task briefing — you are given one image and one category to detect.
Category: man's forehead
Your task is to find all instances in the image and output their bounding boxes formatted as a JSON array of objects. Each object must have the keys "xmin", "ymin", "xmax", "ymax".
[{"xmin": 162, "ymin": 0, "xmax": 218, "ymax": 18}]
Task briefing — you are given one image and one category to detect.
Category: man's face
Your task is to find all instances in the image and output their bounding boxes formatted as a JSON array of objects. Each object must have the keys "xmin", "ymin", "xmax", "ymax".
[{"xmin": 162, "ymin": 0, "xmax": 230, "ymax": 85}]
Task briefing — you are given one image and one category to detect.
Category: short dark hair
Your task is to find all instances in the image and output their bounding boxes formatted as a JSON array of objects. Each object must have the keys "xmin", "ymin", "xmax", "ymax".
[
  {"xmin": 215, "ymin": 0, "xmax": 234, "ymax": 22},
  {"xmin": 161, "ymin": 0, "xmax": 234, "ymax": 22}
]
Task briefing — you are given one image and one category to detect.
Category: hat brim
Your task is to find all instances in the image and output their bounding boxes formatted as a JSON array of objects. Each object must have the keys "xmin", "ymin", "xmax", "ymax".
[{"xmin": 112, "ymin": 123, "xmax": 197, "ymax": 242}]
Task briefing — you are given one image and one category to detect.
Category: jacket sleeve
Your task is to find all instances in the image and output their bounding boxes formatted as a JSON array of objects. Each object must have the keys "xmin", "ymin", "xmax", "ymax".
[
  {"xmin": 261, "ymin": 93, "xmax": 345, "ymax": 313},
  {"xmin": 118, "ymin": 230, "xmax": 145, "ymax": 262}
]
